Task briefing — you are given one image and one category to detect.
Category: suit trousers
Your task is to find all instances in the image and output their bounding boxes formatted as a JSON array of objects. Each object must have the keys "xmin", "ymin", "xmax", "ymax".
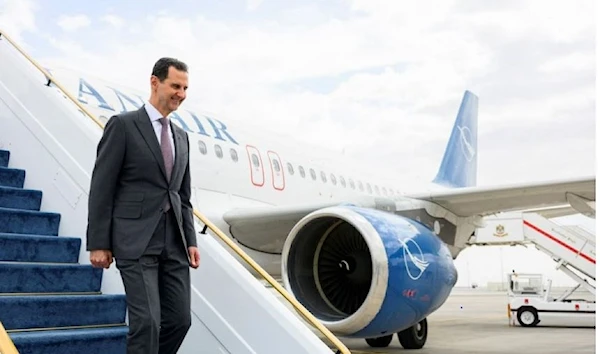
[{"xmin": 115, "ymin": 209, "xmax": 192, "ymax": 354}]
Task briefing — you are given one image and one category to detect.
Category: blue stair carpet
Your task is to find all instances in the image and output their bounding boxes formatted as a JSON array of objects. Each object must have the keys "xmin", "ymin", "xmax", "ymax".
[
  {"xmin": 0, "ymin": 294, "xmax": 126, "ymax": 330},
  {"xmin": 0, "ymin": 263, "xmax": 103, "ymax": 293},
  {"xmin": 0, "ymin": 186, "xmax": 42, "ymax": 210},
  {"xmin": 0, "ymin": 149, "xmax": 9, "ymax": 167},
  {"xmin": 0, "ymin": 207, "xmax": 60, "ymax": 236},
  {"xmin": 0, "ymin": 166, "xmax": 25, "ymax": 188},
  {"xmin": 0, "ymin": 233, "xmax": 81, "ymax": 263},
  {"xmin": 9, "ymin": 327, "xmax": 128, "ymax": 354},
  {"xmin": 0, "ymin": 149, "xmax": 127, "ymax": 353}
]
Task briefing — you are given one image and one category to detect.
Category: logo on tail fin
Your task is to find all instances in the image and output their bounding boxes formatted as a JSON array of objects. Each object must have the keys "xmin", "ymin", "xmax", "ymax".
[
  {"xmin": 457, "ymin": 125, "xmax": 475, "ymax": 162},
  {"xmin": 432, "ymin": 90, "xmax": 478, "ymax": 188}
]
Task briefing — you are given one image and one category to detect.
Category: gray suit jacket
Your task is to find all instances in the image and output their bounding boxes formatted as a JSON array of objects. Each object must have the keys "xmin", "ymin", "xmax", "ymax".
[{"xmin": 86, "ymin": 106, "xmax": 197, "ymax": 260}]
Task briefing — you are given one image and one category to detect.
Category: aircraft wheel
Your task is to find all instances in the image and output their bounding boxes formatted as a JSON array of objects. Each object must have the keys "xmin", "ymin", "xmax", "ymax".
[
  {"xmin": 398, "ymin": 317, "xmax": 428, "ymax": 349},
  {"xmin": 365, "ymin": 334, "xmax": 393, "ymax": 347},
  {"xmin": 517, "ymin": 307, "xmax": 539, "ymax": 327}
]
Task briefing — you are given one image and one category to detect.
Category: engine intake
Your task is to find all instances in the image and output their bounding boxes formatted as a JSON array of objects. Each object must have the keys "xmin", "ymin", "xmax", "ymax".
[
  {"xmin": 286, "ymin": 216, "xmax": 373, "ymax": 319},
  {"xmin": 281, "ymin": 205, "xmax": 457, "ymax": 338}
]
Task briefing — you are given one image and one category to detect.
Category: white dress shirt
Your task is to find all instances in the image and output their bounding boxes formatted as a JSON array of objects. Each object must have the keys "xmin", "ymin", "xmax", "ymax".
[{"xmin": 144, "ymin": 102, "xmax": 175, "ymax": 161}]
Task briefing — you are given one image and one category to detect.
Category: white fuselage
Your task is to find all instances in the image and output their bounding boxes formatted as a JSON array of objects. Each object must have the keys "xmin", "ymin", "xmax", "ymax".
[{"xmin": 49, "ymin": 67, "xmax": 463, "ymax": 275}]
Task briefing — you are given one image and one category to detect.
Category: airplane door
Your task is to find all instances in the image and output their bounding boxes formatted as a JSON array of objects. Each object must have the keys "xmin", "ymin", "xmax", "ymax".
[
  {"xmin": 267, "ymin": 150, "xmax": 285, "ymax": 191},
  {"xmin": 246, "ymin": 145, "xmax": 264, "ymax": 187}
]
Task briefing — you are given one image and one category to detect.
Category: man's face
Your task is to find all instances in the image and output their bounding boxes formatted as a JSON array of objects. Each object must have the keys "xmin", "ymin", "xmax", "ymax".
[{"xmin": 152, "ymin": 66, "xmax": 188, "ymax": 114}]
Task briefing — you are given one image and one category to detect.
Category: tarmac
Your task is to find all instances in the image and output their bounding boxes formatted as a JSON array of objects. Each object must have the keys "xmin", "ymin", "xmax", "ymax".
[{"xmin": 272, "ymin": 287, "xmax": 596, "ymax": 354}]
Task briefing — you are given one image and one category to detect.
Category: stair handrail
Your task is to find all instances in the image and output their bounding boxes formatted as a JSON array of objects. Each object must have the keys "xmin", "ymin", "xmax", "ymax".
[
  {"xmin": 0, "ymin": 321, "xmax": 19, "ymax": 354},
  {"xmin": 0, "ymin": 29, "xmax": 351, "ymax": 354}
]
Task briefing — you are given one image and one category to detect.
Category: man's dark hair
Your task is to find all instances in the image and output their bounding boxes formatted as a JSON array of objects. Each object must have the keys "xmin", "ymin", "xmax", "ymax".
[{"xmin": 152, "ymin": 57, "xmax": 188, "ymax": 82}]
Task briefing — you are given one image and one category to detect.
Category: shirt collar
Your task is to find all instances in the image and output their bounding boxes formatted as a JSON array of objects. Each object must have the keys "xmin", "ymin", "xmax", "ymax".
[{"xmin": 144, "ymin": 101, "xmax": 164, "ymax": 122}]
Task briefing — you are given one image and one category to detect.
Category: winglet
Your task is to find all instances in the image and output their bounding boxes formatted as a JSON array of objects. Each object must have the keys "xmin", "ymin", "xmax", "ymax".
[{"xmin": 432, "ymin": 90, "xmax": 478, "ymax": 188}]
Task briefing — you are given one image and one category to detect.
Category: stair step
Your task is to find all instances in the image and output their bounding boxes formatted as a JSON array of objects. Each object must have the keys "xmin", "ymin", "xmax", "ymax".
[
  {"xmin": 0, "ymin": 207, "xmax": 60, "ymax": 236},
  {"xmin": 0, "ymin": 263, "xmax": 103, "ymax": 293},
  {"xmin": 10, "ymin": 326, "xmax": 127, "ymax": 354},
  {"xmin": 0, "ymin": 294, "xmax": 126, "ymax": 331},
  {"xmin": 0, "ymin": 233, "xmax": 80, "ymax": 263},
  {"xmin": 0, "ymin": 149, "xmax": 130, "ymax": 352},
  {"xmin": 0, "ymin": 186, "xmax": 42, "ymax": 210},
  {"xmin": 0, "ymin": 149, "xmax": 9, "ymax": 168},
  {"xmin": 0, "ymin": 166, "xmax": 25, "ymax": 188}
]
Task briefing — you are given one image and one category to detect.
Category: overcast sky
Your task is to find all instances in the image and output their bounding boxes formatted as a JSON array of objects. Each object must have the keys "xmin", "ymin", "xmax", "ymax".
[{"xmin": 0, "ymin": 0, "xmax": 596, "ymax": 286}]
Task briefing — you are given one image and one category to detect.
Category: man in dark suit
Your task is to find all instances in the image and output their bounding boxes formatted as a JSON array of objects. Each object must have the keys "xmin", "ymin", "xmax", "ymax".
[{"xmin": 86, "ymin": 57, "xmax": 200, "ymax": 354}]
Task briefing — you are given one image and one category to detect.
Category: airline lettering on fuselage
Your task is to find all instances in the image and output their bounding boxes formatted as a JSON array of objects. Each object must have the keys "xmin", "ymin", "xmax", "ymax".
[{"xmin": 77, "ymin": 78, "xmax": 239, "ymax": 145}]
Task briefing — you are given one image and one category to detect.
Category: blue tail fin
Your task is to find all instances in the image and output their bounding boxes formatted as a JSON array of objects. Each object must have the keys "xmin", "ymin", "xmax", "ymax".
[{"xmin": 432, "ymin": 90, "xmax": 478, "ymax": 188}]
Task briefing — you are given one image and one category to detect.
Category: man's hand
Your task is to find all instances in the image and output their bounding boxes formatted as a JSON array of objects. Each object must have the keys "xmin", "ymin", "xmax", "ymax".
[
  {"xmin": 90, "ymin": 250, "xmax": 113, "ymax": 269},
  {"xmin": 188, "ymin": 246, "xmax": 200, "ymax": 269}
]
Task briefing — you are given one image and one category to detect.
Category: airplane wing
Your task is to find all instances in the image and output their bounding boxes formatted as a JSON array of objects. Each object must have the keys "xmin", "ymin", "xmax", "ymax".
[
  {"xmin": 221, "ymin": 176, "xmax": 595, "ymax": 254},
  {"xmin": 404, "ymin": 175, "xmax": 595, "ymax": 217},
  {"xmin": 519, "ymin": 205, "xmax": 584, "ymax": 219}
]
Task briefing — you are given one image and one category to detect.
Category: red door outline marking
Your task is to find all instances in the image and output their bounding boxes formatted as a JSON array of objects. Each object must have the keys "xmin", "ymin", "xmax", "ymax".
[
  {"xmin": 267, "ymin": 150, "xmax": 285, "ymax": 191},
  {"xmin": 245, "ymin": 145, "xmax": 264, "ymax": 187}
]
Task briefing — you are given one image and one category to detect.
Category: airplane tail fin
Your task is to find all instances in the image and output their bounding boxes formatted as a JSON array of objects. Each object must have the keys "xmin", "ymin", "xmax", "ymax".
[{"xmin": 432, "ymin": 90, "xmax": 478, "ymax": 188}]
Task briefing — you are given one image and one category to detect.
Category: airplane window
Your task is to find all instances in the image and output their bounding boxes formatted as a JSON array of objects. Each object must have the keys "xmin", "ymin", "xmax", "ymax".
[
  {"xmin": 340, "ymin": 176, "xmax": 346, "ymax": 187},
  {"xmin": 198, "ymin": 141, "xmax": 207, "ymax": 155},
  {"xmin": 230, "ymin": 148, "xmax": 238, "ymax": 162},
  {"xmin": 330, "ymin": 174, "xmax": 337, "ymax": 185},
  {"xmin": 215, "ymin": 144, "xmax": 223, "ymax": 159},
  {"xmin": 374, "ymin": 186, "xmax": 380, "ymax": 195},
  {"xmin": 349, "ymin": 179, "xmax": 355, "ymax": 189},
  {"xmin": 310, "ymin": 169, "xmax": 316, "ymax": 180},
  {"xmin": 287, "ymin": 162, "xmax": 294, "ymax": 175},
  {"xmin": 251, "ymin": 154, "xmax": 260, "ymax": 167},
  {"xmin": 272, "ymin": 159, "xmax": 281, "ymax": 172},
  {"xmin": 299, "ymin": 166, "xmax": 305, "ymax": 178},
  {"xmin": 320, "ymin": 171, "xmax": 326, "ymax": 183},
  {"xmin": 367, "ymin": 183, "xmax": 372, "ymax": 193},
  {"xmin": 358, "ymin": 181, "xmax": 364, "ymax": 191}
]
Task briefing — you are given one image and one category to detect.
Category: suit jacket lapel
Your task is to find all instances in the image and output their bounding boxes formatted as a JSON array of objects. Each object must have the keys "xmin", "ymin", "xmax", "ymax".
[{"xmin": 134, "ymin": 107, "xmax": 168, "ymax": 181}]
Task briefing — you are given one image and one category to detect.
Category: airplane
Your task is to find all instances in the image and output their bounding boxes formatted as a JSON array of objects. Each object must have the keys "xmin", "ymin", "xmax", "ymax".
[{"xmin": 40, "ymin": 66, "xmax": 596, "ymax": 350}]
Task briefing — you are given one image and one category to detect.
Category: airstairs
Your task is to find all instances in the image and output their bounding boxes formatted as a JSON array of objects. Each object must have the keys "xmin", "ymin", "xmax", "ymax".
[
  {"xmin": 0, "ymin": 30, "xmax": 350, "ymax": 354},
  {"xmin": 469, "ymin": 211, "xmax": 596, "ymax": 297}
]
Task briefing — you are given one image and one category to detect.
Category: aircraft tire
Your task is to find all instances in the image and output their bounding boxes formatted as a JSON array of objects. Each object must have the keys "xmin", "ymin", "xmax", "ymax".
[
  {"xmin": 365, "ymin": 334, "xmax": 393, "ymax": 347},
  {"xmin": 398, "ymin": 317, "xmax": 428, "ymax": 349}
]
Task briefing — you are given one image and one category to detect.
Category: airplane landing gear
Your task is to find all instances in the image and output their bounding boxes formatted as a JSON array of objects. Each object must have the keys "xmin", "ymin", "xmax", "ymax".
[
  {"xmin": 398, "ymin": 318, "xmax": 428, "ymax": 349},
  {"xmin": 365, "ymin": 334, "xmax": 393, "ymax": 347},
  {"xmin": 364, "ymin": 317, "xmax": 428, "ymax": 349}
]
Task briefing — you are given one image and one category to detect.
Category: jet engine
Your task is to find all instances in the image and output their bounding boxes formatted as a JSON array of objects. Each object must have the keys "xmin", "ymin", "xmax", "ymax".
[{"xmin": 281, "ymin": 205, "xmax": 458, "ymax": 339}]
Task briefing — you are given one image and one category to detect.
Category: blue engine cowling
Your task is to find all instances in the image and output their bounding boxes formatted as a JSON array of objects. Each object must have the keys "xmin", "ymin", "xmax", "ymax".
[{"xmin": 281, "ymin": 205, "xmax": 458, "ymax": 338}]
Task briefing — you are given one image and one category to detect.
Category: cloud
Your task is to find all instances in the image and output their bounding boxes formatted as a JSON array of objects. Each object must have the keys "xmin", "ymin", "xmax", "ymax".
[
  {"xmin": 56, "ymin": 14, "xmax": 91, "ymax": 32},
  {"xmin": 6, "ymin": 1, "xmax": 596, "ymax": 189},
  {"xmin": 0, "ymin": 0, "xmax": 38, "ymax": 44},
  {"xmin": 246, "ymin": 0, "xmax": 264, "ymax": 11},
  {"xmin": 100, "ymin": 14, "xmax": 124, "ymax": 29}
]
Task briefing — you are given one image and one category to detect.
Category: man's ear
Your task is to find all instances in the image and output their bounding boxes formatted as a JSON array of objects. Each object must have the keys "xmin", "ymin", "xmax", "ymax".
[{"xmin": 150, "ymin": 75, "xmax": 158, "ymax": 91}]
